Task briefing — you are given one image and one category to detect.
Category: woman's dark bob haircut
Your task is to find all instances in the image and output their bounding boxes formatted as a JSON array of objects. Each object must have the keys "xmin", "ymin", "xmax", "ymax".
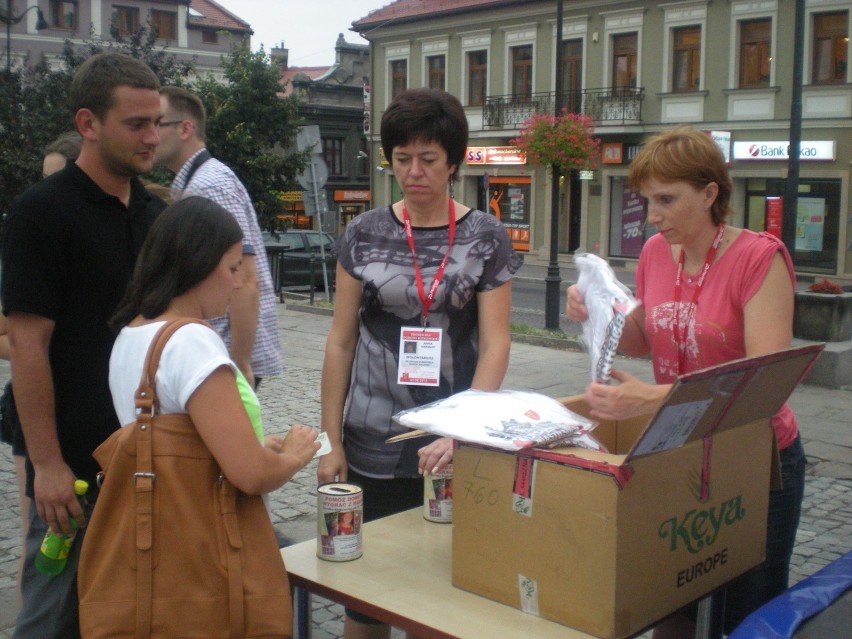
[
  {"xmin": 380, "ymin": 88, "xmax": 468, "ymax": 176},
  {"xmin": 110, "ymin": 196, "xmax": 243, "ymax": 330}
]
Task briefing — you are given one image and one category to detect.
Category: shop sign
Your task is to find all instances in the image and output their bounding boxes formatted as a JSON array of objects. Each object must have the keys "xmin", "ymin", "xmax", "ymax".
[
  {"xmin": 466, "ymin": 146, "xmax": 526, "ymax": 165},
  {"xmin": 334, "ymin": 190, "xmax": 371, "ymax": 201},
  {"xmin": 710, "ymin": 131, "xmax": 731, "ymax": 164},
  {"xmin": 279, "ymin": 190, "xmax": 303, "ymax": 202},
  {"xmin": 579, "ymin": 170, "xmax": 595, "ymax": 180},
  {"xmin": 732, "ymin": 141, "xmax": 835, "ymax": 161},
  {"xmin": 601, "ymin": 142, "xmax": 623, "ymax": 164},
  {"xmin": 765, "ymin": 197, "xmax": 782, "ymax": 239},
  {"xmin": 363, "ymin": 83, "xmax": 371, "ymax": 134}
]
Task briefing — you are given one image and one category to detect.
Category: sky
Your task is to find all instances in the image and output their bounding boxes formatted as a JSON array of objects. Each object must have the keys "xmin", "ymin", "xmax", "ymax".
[{"xmin": 214, "ymin": 0, "xmax": 387, "ymax": 67}]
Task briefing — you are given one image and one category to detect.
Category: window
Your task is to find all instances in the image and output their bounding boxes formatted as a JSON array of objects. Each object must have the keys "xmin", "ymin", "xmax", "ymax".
[
  {"xmin": 49, "ymin": 1, "xmax": 77, "ymax": 29},
  {"xmin": 113, "ymin": 7, "xmax": 139, "ymax": 36},
  {"xmin": 427, "ymin": 55, "xmax": 446, "ymax": 90},
  {"xmin": 612, "ymin": 33, "xmax": 638, "ymax": 91},
  {"xmin": 323, "ymin": 138, "xmax": 343, "ymax": 177},
  {"xmin": 511, "ymin": 45, "xmax": 533, "ymax": 100},
  {"xmin": 812, "ymin": 11, "xmax": 848, "ymax": 85},
  {"xmin": 561, "ymin": 39, "xmax": 583, "ymax": 112},
  {"xmin": 390, "ymin": 59, "xmax": 407, "ymax": 99},
  {"xmin": 467, "ymin": 50, "xmax": 487, "ymax": 106},
  {"xmin": 739, "ymin": 19, "xmax": 771, "ymax": 87},
  {"xmin": 202, "ymin": 30, "xmax": 218, "ymax": 45},
  {"xmin": 672, "ymin": 26, "xmax": 701, "ymax": 91},
  {"xmin": 151, "ymin": 10, "xmax": 177, "ymax": 41}
]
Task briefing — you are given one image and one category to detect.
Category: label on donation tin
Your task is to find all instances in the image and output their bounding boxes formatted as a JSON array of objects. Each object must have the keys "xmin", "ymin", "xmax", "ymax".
[
  {"xmin": 423, "ymin": 464, "xmax": 453, "ymax": 523},
  {"xmin": 317, "ymin": 482, "xmax": 363, "ymax": 561}
]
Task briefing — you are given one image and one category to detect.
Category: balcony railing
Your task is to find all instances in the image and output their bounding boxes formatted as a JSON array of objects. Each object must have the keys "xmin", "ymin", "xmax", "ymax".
[{"xmin": 483, "ymin": 87, "xmax": 644, "ymax": 128}]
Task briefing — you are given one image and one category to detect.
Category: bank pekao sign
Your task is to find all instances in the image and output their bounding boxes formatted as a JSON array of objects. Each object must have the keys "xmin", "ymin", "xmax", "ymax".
[{"xmin": 733, "ymin": 140, "xmax": 835, "ymax": 161}]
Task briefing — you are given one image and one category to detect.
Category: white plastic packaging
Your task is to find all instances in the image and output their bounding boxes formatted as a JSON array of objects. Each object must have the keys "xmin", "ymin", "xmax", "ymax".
[
  {"xmin": 574, "ymin": 253, "xmax": 640, "ymax": 383},
  {"xmin": 393, "ymin": 389, "xmax": 601, "ymax": 452}
]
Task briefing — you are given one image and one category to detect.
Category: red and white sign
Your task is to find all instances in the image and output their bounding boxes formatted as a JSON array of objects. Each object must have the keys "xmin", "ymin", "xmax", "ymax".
[
  {"xmin": 466, "ymin": 147, "xmax": 526, "ymax": 165},
  {"xmin": 334, "ymin": 190, "xmax": 371, "ymax": 201},
  {"xmin": 601, "ymin": 142, "xmax": 623, "ymax": 164},
  {"xmin": 765, "ymin": 197, "xmax": 782, "ymax": 239},
  {"xmin": 732, "ymin": 141, "xmax": 835, "ymax": 161}
]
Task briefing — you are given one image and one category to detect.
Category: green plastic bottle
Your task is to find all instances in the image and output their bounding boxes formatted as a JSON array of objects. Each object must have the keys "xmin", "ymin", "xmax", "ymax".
[{"xmin": 34, "ymin": 479, "xmax": 89, "ymax": 575}]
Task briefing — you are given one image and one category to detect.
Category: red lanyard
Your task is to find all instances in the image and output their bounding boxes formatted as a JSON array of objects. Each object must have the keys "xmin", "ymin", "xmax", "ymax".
[
  {"xmin": 401, "ymin": 198, "xmax": 456, "ymax": 326},
  {"xmin": 672, "ymin": 224, "xmax": 725, "ymax": 375}
]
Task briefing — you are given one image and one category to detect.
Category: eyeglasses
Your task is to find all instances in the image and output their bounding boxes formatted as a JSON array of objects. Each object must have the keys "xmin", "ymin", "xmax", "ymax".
[{"xmin": 157, "ymin": 120, "xmax": 183, "ymax": 128}]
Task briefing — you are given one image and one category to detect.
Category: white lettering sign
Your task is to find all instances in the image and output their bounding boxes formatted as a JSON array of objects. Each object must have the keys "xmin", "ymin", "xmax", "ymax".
[{"xmin": 732, "ymin": 141, "xmax": 835, "ymax": 161}]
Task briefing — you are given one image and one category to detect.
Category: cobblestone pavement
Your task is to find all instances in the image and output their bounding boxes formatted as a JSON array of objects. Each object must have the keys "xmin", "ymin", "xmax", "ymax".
[{"xmin": 0, "ymin": 301, "xmax": 849, "ymax": 638}]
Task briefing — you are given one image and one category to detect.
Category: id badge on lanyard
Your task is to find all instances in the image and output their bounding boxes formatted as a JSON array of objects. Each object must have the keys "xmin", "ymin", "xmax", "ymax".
[
  {"xmin": 396, "ymin": 198, "xmax": 455, "ymax": 387},
  {"xmin": 397, "ymin": 326, "xmax": 443, "ymax": 386}
]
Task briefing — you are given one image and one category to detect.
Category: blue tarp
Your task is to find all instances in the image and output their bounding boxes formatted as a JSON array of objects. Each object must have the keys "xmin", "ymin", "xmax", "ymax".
[{"xmin": 728, "ymin": 550, "xmax": 852, "ymax": 639}]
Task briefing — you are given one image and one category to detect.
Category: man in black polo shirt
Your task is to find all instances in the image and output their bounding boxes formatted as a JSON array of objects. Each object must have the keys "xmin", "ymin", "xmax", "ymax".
[{"xmin": 0, "ymin": 52, "xmax": 166, "ymax": 638}]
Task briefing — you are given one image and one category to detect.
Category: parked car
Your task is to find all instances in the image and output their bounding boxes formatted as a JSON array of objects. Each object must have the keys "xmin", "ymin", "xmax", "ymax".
[{"xmin": 263, "ymin": 229, "xmax": 337, "ymax": 292}]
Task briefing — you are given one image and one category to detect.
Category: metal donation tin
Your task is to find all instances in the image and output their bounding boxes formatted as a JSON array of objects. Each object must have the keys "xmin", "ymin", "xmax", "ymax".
[
  {"xmin": 317, "ymin": 482, "xmax": 363, "ymax": 561},
  {"xmin": 423, "ymin": 464, "xmax": 453, "ymax": 523}
]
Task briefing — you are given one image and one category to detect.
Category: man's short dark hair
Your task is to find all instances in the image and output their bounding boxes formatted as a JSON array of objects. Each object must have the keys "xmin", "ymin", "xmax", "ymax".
[
  {"xmin": 69, "ymin": 52, "xmax": 160, "ymax": 120},
  {"xmin": 160, "ymin": 85, "xmax": 207, "ymax": 142}
]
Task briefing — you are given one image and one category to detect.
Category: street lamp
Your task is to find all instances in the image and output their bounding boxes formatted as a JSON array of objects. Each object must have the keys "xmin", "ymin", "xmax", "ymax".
[
  {"xmin": 544, "ymin": 0, "xmax": 564, "ymax": 330},
  {"xmin": 1, "ymin": 1, "xmax": 49, "ymax": 73},
  {"xmin": 781, "ymin": 0, "xmax": 805, "ymax": 261}
]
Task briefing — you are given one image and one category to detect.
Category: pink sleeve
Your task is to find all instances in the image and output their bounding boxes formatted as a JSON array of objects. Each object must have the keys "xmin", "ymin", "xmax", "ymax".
[{"xmin": 739, "ymin": 233, "xmax": 795, "ymax": 306}]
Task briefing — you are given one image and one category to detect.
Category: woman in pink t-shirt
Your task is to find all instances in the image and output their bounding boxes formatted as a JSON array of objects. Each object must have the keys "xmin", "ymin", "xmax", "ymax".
[{"xmin": 567, "ymin": 126, "xmax": 805, "ymax": 637}]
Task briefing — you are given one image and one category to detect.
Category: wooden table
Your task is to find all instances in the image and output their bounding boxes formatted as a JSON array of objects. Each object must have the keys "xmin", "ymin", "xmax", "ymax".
[
  {"xmin": 281, "ymin": 507, "xmax": 603, "ymax": 639},
  {"xmin": 282, "ymin": 508, "xmax": 726, "ymax": 639}
]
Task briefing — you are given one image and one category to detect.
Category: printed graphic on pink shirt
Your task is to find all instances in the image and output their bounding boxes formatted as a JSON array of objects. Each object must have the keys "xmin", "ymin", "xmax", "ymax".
[{"xmin": 647, "ymin": 299, "xmax": 729, "ymax": 381}]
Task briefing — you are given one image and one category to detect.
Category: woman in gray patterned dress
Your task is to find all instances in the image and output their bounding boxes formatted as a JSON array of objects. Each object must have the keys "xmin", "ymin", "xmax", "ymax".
[{"xmin": 318, "ymin": 88, "xmax": 521, "ymax": 639}]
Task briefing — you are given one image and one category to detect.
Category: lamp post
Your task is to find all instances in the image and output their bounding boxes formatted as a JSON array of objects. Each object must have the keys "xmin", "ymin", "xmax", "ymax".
[
  {"xmin": 781, "ymin": 0, "xmax": 805, "ymax": 260},
  {"xmin": 545, "ymin": 0, "xmax": 564, "ymax": 330},
  {"xmin": 1, "ymin": 0, "xmax": 49, "ymax": 74}
]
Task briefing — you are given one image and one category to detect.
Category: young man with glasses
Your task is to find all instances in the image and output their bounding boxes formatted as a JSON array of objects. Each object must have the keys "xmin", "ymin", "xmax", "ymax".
[{"xmin": 153, "ymin": 85, "xmax": 282, "ymax": 389}]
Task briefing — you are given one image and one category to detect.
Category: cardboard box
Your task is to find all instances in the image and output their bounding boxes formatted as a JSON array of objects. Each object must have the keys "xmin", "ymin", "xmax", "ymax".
[{"xmin": 452, "ymin": 345, "xmax": 822, "ymax": 639}]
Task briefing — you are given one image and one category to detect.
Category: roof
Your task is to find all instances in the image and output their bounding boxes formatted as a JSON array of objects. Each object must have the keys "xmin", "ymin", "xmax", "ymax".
[
  {"xmin": 352, "ymin": 0, "xmax": 529, "ymax": 31},
  {"xmin": 187, "ymin": 0, "xmax": 252, "ymax": 33},
  {"xmin": 280, "ymin": 66, "xmax": 332, "ymax": 96}
]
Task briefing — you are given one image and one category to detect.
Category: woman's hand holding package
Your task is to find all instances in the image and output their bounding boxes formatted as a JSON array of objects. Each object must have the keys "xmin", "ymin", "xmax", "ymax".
[
  {"xmin": 565, "ymin": 284, "xmax": 589, "ymax": 322},
  {"xmin": 418, "ymin": 436, "xmax": 453, "ymax": 475},
  {"xmin": 584, "ymin": 369, "xmax": 668, "ymax": 421}
]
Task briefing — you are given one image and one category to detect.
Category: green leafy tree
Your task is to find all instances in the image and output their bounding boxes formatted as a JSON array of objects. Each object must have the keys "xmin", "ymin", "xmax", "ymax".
[
  {"xmin": 193, "ymin": 41, "xmax": 308, "ymax": 230},
  {"xmin": 60, "ymin": 21, "xmax": 194, "ymax": 87},
  {"xmin": 0, "ymin": 60, "xmax": 74, "ymax": 216}
]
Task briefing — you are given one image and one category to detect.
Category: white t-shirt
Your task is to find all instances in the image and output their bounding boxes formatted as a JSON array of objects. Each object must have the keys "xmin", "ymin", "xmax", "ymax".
[{"xmin": 109, "ymin": 321, "xmax": 236, "ymax": 426}]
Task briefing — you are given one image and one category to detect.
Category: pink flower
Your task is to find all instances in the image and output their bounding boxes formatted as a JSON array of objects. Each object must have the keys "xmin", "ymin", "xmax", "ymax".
[{"xmin": 512, "ymin": 111, "xmax": 600, "ymax": 172}]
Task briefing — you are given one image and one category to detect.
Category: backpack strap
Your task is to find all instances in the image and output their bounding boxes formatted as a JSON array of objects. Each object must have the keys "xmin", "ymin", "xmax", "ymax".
[{"xmin": 182, "ymin": 149, "xmax": 212, "ymax": 188}]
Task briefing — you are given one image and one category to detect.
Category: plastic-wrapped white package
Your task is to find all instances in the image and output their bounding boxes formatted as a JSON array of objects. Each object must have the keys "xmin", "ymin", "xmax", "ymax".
[
  {"xmin": 574, "ymin": 253, "xmax": 640, "ymax": 383},
  {"xmin": 392, "ymin": 389, "xmax": 601, "ymax": 452}
]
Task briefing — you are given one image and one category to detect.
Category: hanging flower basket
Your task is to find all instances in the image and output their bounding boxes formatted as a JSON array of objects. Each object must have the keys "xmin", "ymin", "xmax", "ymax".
[{"xmin": 511, "ymin": 110, "xmax": 601, "ymax": 173}]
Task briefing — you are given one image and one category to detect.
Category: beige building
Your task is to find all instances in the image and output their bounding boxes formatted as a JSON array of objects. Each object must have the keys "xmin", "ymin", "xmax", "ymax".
[
  {"xmin": 353, "ymin": 0, "xmax": 851, "ymax": 281},
  {"xmin": 1, "ymin": 0, "xmax": 251, "ymax": 80}
]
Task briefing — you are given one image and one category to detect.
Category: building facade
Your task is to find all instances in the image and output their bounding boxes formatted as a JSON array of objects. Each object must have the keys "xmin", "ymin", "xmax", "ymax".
[
  {"xmin": 1, "ymin": 0, "xmax": 250, "ymax": 79},
  {"xmin": 277, "ymin": 34, "xmax": 371, "ymax": 234},
  {"xmin": 353, "ymin": 0, "xmax": 852, "ymax": 281}
]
